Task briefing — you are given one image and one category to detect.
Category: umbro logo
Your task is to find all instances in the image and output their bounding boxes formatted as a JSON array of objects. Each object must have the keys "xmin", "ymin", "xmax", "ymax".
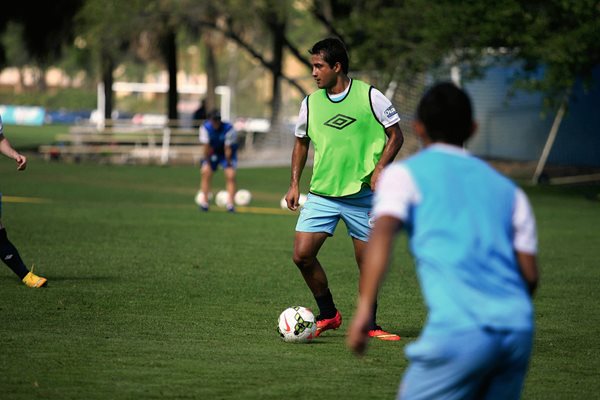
[{"xmin": 323, "ymin": 114, "xmax": 357, "ymax": 130}]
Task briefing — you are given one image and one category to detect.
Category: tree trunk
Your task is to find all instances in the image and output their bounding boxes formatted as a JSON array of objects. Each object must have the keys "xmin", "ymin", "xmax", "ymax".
[
  {"xmin": 15, "ymin": 68, "xmax": 25, "ymax": 94},
  {"xmin": 268, "ymin": 18, "xmax": 286, "ymax": 134},
  {"xmin": 202, "ymin": 30, "xmax": 218, "ymax": 112},
  {"xmin": 35, "ymin": 65, "xmax": 47, "ymax": 92},
  {"xmin": 101, "ymin": 52, "xmax": 114, "ymax": 120},
  {"xmin": 162, "ymin": 29, "xmax": 178, "ymax": 123}
]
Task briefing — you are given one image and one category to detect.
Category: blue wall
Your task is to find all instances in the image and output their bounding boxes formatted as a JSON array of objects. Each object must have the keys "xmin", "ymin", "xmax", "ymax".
[{"xmin": 463, "ymin": 65, "xmax": 600, "ymax": 167}]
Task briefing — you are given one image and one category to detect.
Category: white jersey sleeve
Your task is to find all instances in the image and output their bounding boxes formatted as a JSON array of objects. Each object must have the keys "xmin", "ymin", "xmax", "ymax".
[
  {"xmin": 370, "ymin": 87, "xmax": 400, "ymax": 128},
  {"xmin": 513, "ymin": 188, "xmax": 538, "ymax": 254},
  {"xmin": 294, "ymin": 97, "xmax": 308, "ymax": 138},
  {"xmin": 373, "ymin": 163, "xmax": 420, "ymax": 221},
  {"xmin": 0, "ymin": 114, "xmax": 3, "ymax": 135},
  {"xmin": 224, "ymin": 126, "xmax": 237, "ymax": 146},
  {"xmin": 199, "ymin": 125, "xmax": 209, "ymax": 144}
]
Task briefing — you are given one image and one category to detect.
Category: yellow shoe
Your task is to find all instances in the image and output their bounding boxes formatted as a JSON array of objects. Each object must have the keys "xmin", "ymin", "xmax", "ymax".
[{"xmin": 22, "ymin": 270, "xmax": 48, "ymax": 288}]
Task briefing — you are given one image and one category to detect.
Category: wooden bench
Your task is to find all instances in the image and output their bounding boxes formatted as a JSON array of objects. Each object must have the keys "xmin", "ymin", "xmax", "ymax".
[{"xmin": 39, "ymin": 124, "xmax": 204, "ymax": 164}]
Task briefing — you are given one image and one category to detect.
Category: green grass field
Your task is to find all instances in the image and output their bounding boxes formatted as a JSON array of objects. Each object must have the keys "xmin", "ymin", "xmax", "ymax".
[
  {"xmin": 1, "ymin": 124, "xmax": 68, "ymax": 152},
  {"xmin": 0, "ymin": 158, "xmax": 598, "ymax": 399}
]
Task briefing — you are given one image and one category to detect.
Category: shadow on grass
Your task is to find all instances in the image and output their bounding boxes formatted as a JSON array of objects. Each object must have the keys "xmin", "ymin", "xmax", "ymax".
[
  {"xmin": 314, "ymin": 327, "xmax": 422, "ymax": 341},
  {"xmin": 0, "ymin": 275, "xmax": 119, "ymax": 286}
]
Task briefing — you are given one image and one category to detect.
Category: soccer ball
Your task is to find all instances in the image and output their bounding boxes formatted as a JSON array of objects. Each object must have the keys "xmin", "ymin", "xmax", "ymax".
[
  {"xmin": 215, "ymin": 190, "xmax": 229, "ymax": 207},
  {"xmin": 279, "ymin": 193, "xmax": 308, "ymax": 210},
  {"xmin": 299, "ymin": 193, "xmax": 308, "ymax": 206},
  {"xmin": 234, "ymin": 189, "xmax": 252, "ymax": 206},
  {"xmin": 194, "ymin": 190, "xmax": 212, "ymax": 206},
  {"xmin": 277, "ymin": 306, "xmax": 317, "ymax": 343}
]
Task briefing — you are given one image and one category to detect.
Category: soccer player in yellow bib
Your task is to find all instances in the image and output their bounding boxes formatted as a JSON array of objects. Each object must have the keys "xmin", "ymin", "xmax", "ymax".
[{"xmin": 285, "ymin": 38, "xmax": 404, "ymax": 340}]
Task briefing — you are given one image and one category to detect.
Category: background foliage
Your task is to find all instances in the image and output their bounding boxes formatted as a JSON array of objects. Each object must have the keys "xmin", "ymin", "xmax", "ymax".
[{"xmin": 1, "ymin": 0, "xmax": 598, "ymax": 117}]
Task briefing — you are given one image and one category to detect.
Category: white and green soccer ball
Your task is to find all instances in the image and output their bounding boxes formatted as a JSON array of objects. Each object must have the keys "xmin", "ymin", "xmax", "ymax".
[
  {"xmin": 279, "ymin": 193, "xmax": 308, "ymax": 210},
  {"xmin": 234, "ymin": 189, "xmax": 252, "ymax": 206},
  {"xmin": 215, "ymin": 190, "xmax": 229, "ymax": 208},
  {"xmin": 194, "ymin": 190, "xmax": 212, "ymax": 206},
  {"xmin": 277, "ymin": 306, "xmax": 317, "ymax": 343}
]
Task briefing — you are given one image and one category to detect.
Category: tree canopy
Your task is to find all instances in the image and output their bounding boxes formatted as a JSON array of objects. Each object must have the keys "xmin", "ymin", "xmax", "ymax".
[
  {"xmin": 0, "ymin": 0, "xmax": 598, "ymax": 115},
  {"xmin": 335, "ymin": 0, "xmax": 600, "ymax": 107}
]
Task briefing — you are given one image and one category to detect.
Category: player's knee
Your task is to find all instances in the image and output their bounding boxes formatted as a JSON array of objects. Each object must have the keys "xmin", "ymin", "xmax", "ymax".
[
  {"xmin": 292, "ymin": 251, "xmax": 314, "ymax": 269},
  {"xmin": 201, "ymin": 167, "xmax": 212, "ymax": 177}
]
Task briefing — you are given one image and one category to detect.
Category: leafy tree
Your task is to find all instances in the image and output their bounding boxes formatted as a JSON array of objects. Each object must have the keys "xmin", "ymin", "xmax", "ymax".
[
  {"xmin": 193, "ymin": 0, "xmax": 327, "ymax": 124},
  {"xmin": 1, "ymin": 22, "xmax": 30, "ymax": 91},
  {"xmin": 76, "ymin": 0, "xmax": 146, "ymax": 119},
  {"xmin": 0, "ymin": 0, "xmax": 84, "ymax": 89},
  {"xmin": 332, "ymin": 0, "xmax": 600, "ymax": 108}
]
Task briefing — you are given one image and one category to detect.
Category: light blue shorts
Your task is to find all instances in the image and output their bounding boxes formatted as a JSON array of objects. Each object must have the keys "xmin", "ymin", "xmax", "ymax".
[
  {"xmin": 295, "ymin": 190, "xmax": 373, "ymax": 242},
  {"xmin": 399, "ymin": 328, "xmax": 533, "ymax": 400}
]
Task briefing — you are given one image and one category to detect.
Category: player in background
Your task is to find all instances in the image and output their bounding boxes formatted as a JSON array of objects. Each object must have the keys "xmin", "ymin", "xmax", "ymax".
[
  {"xmin": 197, "ymin": 110, "xmax": 238, "ymax": 212},
  {"xmin": 192, "ymin": 98, "xmax": 207, "ymax": 129},
  {"xmin": 285, "ymin": 38, "xmax": 404, "ymax": 340},
  {"xmin": 0, "ymin": 114, "xmax": 47, "ymax": 287},
  {"xmin": 347, "ymin": 82, "xmax": 539, "ymax": 399}
]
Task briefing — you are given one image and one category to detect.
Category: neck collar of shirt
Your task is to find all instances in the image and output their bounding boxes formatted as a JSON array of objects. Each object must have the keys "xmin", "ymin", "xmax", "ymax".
[
  {"xmin": 428, "ymin": 143, "xmax": 470, "ymax": 156},
  {"xmin": 328, "ymin": 79, "xmax": 352, "ymax": 102}
]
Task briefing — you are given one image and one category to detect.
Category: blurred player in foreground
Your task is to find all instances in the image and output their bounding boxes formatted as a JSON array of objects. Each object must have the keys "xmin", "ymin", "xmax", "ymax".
[
  {"xmin": 285, "ymin": 37, "xmax": 404, "ymax": 340},
  {"xmin": 0, "ymin": 114, "xmax": 47, "ymax": 287},
  {"xmin": 347, "ymin": 82, "xmax": 539, "ymax": 399},
  {"xmin": 197, "ymin": 110, "xmax": 238, "ymax": 212}
]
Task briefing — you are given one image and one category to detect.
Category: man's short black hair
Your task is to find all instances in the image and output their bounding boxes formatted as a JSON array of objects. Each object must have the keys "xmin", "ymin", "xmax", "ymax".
[
  {"xmin": 208, "ymin": 109, "xmax": 221, "ymax": 120},
  {"xmin": 309, "ymin": 38, "xmax": 349, "ymax": 74},
  {"xmin": 417, "ymin": 82, "xmax": 473, "ymax": 146}
]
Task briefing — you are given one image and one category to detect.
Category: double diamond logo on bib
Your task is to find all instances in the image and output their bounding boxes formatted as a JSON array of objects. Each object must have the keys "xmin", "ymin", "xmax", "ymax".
[{"xmin": 323, "ymin": 114, "xmax": 357, "ymax": 130}]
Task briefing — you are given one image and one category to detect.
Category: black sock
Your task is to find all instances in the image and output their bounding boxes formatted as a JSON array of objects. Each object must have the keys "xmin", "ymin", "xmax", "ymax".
[
  {"xmin": 0, "ymin": 228, "xmax": 29, "ymax": 280},
  {"xmin": 369, "ymin": 301, "xmax": 379, "ymax": 330},
  {"xmin": 315, "ymin": 289, "xmax": 337, "ymax": 319}
]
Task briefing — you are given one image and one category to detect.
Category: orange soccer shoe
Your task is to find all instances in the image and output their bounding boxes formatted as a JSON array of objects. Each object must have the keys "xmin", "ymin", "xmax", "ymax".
[
  {"xmin": 315, "ymin": 310, "xmax": 342, "ymax": 337},
  {"xmin": 368, "ymin": 326, "xmax": 401, "ymax": 341}
]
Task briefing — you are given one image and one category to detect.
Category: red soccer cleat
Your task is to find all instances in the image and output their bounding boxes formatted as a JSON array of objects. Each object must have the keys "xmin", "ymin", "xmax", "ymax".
[
  {"xmin": 368, "ymin": 326, "xmax": 401, "ymax": 341},
  {"xmin": 315, "ymin": 310, "xmax": 342, "ymax": 337}
]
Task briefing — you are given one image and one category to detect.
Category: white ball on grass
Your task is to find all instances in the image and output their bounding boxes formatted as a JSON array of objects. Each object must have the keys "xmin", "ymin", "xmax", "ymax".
[
  {"xmin": 215, "ymin": 190, "xmax": 229, "ymax": 208},
  {"xmin": 277, "ymin": 306, "xmax": 317, "ymax": 343},
  {"xmin": 280, "ymin": 193, "xmax": 307, "ymax": 209},
  {"xmin": 298, "ymin": 193, "xmax": 308, "ymax": 206},
  {"xmin": 280, "ymin": 196, "xmax": 288, "ymax": 209},
  {"xmin": 234, "ymin": 189, "xmax": 252, "ymax": 206},
  {"xmin": 194, "ymin": 190, "xmax": 212, "ymax": 206}
]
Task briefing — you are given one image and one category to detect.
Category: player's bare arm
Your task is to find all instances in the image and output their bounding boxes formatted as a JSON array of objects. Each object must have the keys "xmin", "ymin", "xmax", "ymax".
[
  {"xmin": 0, "ymin": 134, "xmax": 27, "ymax": 171},
  {"xmin": 225, "ymin": 145, "xmax": 233, "ymax": 167},
  {"xmin": 516, "ymin": 252, "xmax": 539, "ymax": 296},
  {"xmin": 347, "ymin": 215, "xmax": 402, "ymax": 355},
  {"xmin": 203, "ymin": 143, "xmax": 212, "ymax": 161},
  {"xmin": 286, "ymin": 137, "xmax": 310, "ymax": 210},
  {"xmin": 371, "ymin": 124, "xmax": 403, "ymax": 190}
]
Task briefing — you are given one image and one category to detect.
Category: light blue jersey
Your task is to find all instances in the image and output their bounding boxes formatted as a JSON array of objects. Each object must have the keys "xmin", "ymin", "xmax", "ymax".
[
  {"xmin": 402, "ymin": 147, "xmax": 534, "ymax": 335},
  {"xmin": 375, "ymin": 145, "xmax": 537, "ymax": 399}
]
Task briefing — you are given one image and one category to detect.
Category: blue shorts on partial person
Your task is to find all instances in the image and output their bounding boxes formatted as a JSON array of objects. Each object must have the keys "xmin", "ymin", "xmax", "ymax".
[
  {"xmin": 399, "ymin": 327, "xmax": 534, "ymax": 400},
  {"xmin": 295, "ymin": 189, "xmax": 373, "ymax": 242},
  {"xmin": 201, "ymin": 150, "xmax": 237, "ymax": 171}
]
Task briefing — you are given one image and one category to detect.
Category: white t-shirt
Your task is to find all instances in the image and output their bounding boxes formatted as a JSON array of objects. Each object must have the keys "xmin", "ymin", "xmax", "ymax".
[
  {"xmin": 294, "ymin": 79, "xmax": 400, "ymax": 138},
  {"xmin": 374, "ymin": 146, "xmax": 538, "ymax": 254}
]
